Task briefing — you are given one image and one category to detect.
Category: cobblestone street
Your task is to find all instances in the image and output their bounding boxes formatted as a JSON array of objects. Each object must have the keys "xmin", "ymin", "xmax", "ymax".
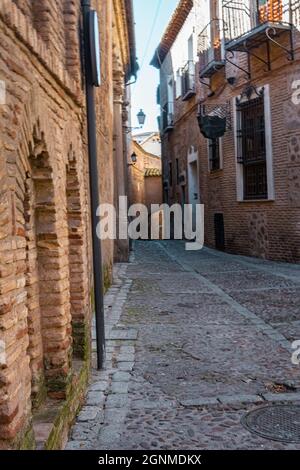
[{"xmin": 67, "ymin": 241, "xmax": 300, "ymax": 450}]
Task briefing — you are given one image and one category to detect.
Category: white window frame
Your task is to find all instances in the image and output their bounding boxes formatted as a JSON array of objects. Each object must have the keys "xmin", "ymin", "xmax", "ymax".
[
  {"xmin": 176, "ymin": 69, "xmax": 182, "ymax": 99},
  {"xmin": 188, "ymin": 33, "xmax": 194, "ymax": 62},
  {"xmin": 233, "ymin": 84, "xmax": 275, "ymax": 202},
  {"xmin": 167, "ymin": 75, "xmax": 174, "ymax": 103}
]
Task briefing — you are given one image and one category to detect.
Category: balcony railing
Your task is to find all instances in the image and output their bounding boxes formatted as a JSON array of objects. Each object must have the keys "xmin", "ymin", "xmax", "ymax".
[
  {"xmin": 162, "ymin": 102, "xmax": 174, "ymax": 132},
  {"xmin": 181, "ymin": 61, "xmax": 196, "ymax": 101},
  {"xmin": 221, "ymin": 0, "xmax": 300, "ymax": 74},
  {"xmin": 222, "ymin": 0, "xmax": 300, "ymax": 44},
  {"xmin": 198, "ymin": 19, "xmax": 225, "ymax": 79}
]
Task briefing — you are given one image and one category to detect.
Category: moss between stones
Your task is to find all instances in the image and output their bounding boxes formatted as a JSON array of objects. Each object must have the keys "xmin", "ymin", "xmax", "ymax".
[
  {"xmin": 17, "ymin": 335, "xmax": 91, "ymax": 450},
  {"xmin": 20, "ymin": 426, "xmax": 36, "ymax": 450},
  {"xmin": 44, "ymin": 360, "xmax": 90, "ymax": 450},
  {"xmin": 72, "ymin": 320, "xmax": 91, "ymax": 361},
  {"xmin": 11, "ymin": 422, "xmax": 36, "ymax": 450},
  {"xmin": 46, "ymin": 372, "xmax": 71, "ymax": 394},
  {"xmin": 90, "ymin": 262, "xmax": 112, "ymax": 302},
  {"xmin": 18, "ymin": 261, "xmax": 112, "ymax": 450},
  {"xmin": 31, "ymin": 373, "xmax": 47, "ymax": 411}
]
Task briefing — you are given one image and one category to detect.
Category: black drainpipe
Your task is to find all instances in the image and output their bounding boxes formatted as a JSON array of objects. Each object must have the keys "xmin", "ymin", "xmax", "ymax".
[{"xmin": 81, "ymin": 0, "xmax": 105, "ymax": 369}]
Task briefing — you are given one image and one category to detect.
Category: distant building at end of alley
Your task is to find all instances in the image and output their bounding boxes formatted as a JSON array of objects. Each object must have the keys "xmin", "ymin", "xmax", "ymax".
[{"xmin": 128, "ymin": 132, "xmax": 163, "ymax": 213}]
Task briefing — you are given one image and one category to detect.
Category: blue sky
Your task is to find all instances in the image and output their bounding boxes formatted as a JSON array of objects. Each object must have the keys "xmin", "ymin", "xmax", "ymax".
[{"xmin": 131, "ymin": 0, "xmax": 179, "ymax": 133}]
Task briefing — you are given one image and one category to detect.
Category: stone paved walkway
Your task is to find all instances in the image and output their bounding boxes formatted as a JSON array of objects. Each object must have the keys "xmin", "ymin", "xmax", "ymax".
[{"xmin": 66, "ymin": 241, "xmax": 300, "ymax": 450}]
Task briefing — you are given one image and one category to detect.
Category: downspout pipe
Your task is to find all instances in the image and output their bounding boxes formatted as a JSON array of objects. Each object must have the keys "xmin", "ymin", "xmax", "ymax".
[{"xmin": 81, "ymin": 0, "xmax": 105, "ymax": 370}]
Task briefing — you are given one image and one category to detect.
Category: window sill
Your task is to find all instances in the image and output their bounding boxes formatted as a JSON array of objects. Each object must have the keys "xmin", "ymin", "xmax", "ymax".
[
  {"xmin": 182, "ymin": 90, "xmax": 196, "ymax": 101},
  {"xmin": 237, "ymin": 198, "xmax": 275, "ymax": 203}
]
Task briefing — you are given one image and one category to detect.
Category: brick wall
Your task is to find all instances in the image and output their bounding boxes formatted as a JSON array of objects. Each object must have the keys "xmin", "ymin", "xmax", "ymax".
[
  {"xmin": 128, "ymin": 141, "xmax": 163, "ymax": 210},
  {"xmin": 0, "ymin": 0, "xmax": 133, "ymax": 449},
  {"xmin": 159, "ymin": 1, "xmax": 300, "ymax": 262}
]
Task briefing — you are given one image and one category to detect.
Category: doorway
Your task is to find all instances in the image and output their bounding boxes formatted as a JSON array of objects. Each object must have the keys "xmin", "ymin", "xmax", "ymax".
[{"xmin": 214, "ymin": 213, "xmax": 225, "ymax": 251}]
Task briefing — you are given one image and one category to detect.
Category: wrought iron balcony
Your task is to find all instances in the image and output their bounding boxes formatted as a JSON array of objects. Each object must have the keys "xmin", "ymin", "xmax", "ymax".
[
  {"xmin": 222, "ymin": 0, "xmax": 299, "ymax": 77},
  {"xmin": 223, "ymin": 0, "xmax": 299, "ymax": 51},
  {"xmin": 181, "ymin": 61, "xmax": 196, "ymax": 101},
  {"xmin": 162, "ymin": 102, "xmax": 174, "ymax": 133},
  {"xmin": 198, "ymin": 19, "xmax": 225, "ymax": 79}
]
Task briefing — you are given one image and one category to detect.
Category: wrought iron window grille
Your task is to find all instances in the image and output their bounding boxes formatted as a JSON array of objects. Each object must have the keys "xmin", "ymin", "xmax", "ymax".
[{"xmin": 235, "ymin": 86, "xmax": 268, "ymax": 199}]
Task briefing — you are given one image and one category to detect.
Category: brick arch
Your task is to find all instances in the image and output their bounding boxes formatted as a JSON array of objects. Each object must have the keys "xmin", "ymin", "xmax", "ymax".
[
  {"xmin": 66, "ymin": 145, "xmax": 90, "ymax": 359},
  {"xmin": 23, "ymin": 141, "xmax": 50, "ymax": 408},
  {"xmin": 15, "ymin": 92, "xmax": 72, "ymax": 400}
]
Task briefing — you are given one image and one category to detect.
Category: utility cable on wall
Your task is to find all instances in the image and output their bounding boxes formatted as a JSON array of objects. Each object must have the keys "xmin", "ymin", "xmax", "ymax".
[{"xmin": 138, "ymin": 0, "xmax": 163, "ymax": 72}]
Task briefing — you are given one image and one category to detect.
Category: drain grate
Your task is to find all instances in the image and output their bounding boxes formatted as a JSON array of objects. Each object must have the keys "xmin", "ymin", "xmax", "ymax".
[{"xmin": 241, "ymin": 405, "xmax": 300, "ymax": 443}]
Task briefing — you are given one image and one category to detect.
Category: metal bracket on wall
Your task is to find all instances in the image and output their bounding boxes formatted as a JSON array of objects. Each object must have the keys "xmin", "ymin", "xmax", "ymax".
[
  {"xmin": 225, "ymin": 50, "xmax": 251, "ymax": 80},
  {"xmin": 225, "ymin": 24, "xmax": 295, "ymax": 80},
  {"xmin": 242, "ymin": 39, "xmax": 271, "ymax": 73},
  {"xmin": 199, "ymin": 77, "xmax": 214, "ymax": 96},
  {"xmin": 266, "ymin": 26, "xmax": 294, "ymax": 61}
]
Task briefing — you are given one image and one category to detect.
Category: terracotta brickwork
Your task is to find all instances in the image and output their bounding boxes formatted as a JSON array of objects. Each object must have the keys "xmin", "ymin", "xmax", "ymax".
[
  {"xmin": 0, "ymin": 0, "xmax": 136, "ymax": 449},
  {"xmin": 155, "ymin": 0, "xmax": 300, "ymax": 262},
  {"xmin": 128, "ymin": 138, "xmax": 163, "ymax": 211}
]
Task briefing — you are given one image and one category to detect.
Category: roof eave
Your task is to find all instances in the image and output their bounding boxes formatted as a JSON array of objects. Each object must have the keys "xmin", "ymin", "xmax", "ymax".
[{"xmin": 150, "ymin": 0, "xmax": 193, "ymax": 69}]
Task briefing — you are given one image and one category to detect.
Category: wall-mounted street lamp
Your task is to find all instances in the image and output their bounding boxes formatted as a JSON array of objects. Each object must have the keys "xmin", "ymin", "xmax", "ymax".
[
  {"xmin": 131, "ymin": 152, "xmax": 137, "ymax": 163},
  {"xmin": 126, "ymin": 109, "xmax": 147, "ymax": 134},
  {"xmin": 128, "ymin": 152, "xmax": 137, "ymax": 166},
  {"xmin": 137, "ymin": 109, "xmax": 146, "ymax": 126}
]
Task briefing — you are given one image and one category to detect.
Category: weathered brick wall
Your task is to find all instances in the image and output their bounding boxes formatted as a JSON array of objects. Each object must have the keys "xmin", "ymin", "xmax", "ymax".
[
  {"xmin": 0, "ymin": 0, "xmax": 132, "ymax": 449},
  {"xmin": 145, "ymin": 177, "xmax": 163, "ymax": 212},
  {"xmin": 128, "ymin": 142, "xmax": 163, "ymax": 210},
  {"xmin": 0, "ymin": 0, "xmax": 90, "ymax": 439},
  {"xmin": 160, "ymin": 5, "xmax": 300, "ymax": 262}
]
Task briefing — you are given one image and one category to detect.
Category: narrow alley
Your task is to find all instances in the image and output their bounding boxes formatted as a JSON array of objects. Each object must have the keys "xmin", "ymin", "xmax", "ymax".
[{"xmin": 67, "ymin": 241, "xmax": 300, "ymax": 450}]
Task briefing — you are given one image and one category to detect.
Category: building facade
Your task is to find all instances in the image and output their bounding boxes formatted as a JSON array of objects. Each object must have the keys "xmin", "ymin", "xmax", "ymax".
[
  {"xmin": 134, "ymin": 132, "xmax": 162, "ymax": 157},
  {"xmin": 128, "ymin": 134, "xmax": 162, "ymax": 212},
  {"xmin": 0, "ymin": 0, "xmax": 136, "ymax": 449},
  {"xmin": 152, "ymin": 0, "xmax": 300, "ymax": 262}
]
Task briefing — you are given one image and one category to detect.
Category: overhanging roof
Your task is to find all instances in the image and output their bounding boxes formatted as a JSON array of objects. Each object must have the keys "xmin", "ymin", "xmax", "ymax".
[
  {"xmin": 144, "ymin": 168, "xmax": 162, "ymax": 177},
  {"xmin": 150, "ymin": 0, "xmax": 193, "ymax": 69}
]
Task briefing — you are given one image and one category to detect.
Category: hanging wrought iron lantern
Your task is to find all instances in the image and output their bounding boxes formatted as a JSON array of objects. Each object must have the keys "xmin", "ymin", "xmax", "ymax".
[
  {"xmin": 197, "ymin": 103, "xmax": 230, "ymax": 139},
  {"xmin": 197, "ymin": 114, "xmax": 227, "ymax": 139}
]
